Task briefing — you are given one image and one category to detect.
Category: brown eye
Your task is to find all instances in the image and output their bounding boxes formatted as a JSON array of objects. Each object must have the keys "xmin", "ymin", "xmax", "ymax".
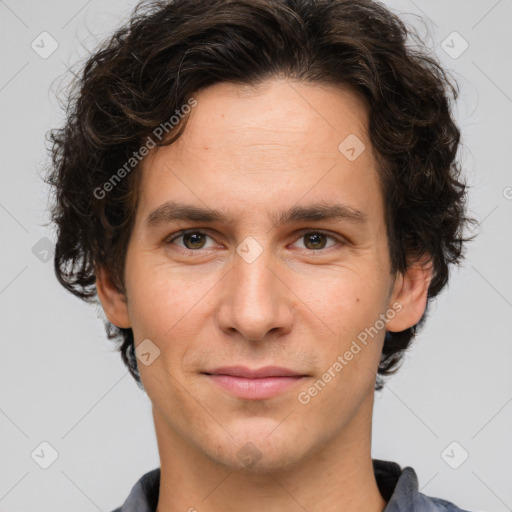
[
  {"xmin": 168, "ymin": 230, "xmax": 215, "ymax": 251},
  {"xmin": 304, "ymin": 233, "xmax": 327, "ymax": 249},
  {"xmin": 295, "ymin": 232, "xmax": 339, "ymax": 251},
  {"xmin": 182, "ymin": 232, "xmax": 207, "ymax": 249}
]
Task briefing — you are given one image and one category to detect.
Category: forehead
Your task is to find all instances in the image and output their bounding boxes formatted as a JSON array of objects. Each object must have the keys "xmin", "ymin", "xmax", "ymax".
[
  {"xmin": 137, "ymin": 79, "xmax": 384, "ymax": 230},
  {"xmin": 169, "ymin": 79, "xmax": 371, "ymax": 161}
]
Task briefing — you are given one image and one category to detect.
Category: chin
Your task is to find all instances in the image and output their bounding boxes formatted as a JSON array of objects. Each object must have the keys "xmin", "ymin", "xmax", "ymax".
[{"xmin": 201, "ymin": 420, "xmax": 315, "ymax": 474}]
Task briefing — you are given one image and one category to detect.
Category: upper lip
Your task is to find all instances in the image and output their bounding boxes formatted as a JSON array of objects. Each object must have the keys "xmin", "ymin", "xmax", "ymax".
[{"xmin": 203, "ymin": 366, "xmax": 305, "ymax": 378}]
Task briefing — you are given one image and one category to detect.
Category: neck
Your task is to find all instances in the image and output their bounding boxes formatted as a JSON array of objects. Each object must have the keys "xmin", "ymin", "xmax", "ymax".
[{"xmin": 154, "ymin": 392, "xmax": 386, "ymax": 512}]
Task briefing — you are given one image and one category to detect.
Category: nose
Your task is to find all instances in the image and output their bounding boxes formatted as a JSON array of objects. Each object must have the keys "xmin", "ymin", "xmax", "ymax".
[{"xmin": 216, "ymin": 245, "xmax": 294, "ymax": 343}]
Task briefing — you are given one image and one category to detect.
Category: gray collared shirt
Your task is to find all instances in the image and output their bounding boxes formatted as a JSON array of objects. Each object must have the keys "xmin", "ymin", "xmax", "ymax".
[{"xmin": 111, "ymin": 460, "xmax": 472, "ymax": 512}]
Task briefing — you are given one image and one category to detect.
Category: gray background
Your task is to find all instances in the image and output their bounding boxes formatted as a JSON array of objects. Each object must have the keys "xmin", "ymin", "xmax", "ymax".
[{"xmin": 1, "ymin": 0, "xmax": 511, "ymax": 510}]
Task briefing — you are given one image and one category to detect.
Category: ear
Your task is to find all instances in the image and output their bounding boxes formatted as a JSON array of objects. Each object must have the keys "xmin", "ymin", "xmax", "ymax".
[
  {"xmin": 385, "ymin": 254, "xmax": 433, "ymax": 333},
  {"xmin": 95, "ymin": 266, "xmax": 131, "ymax": 328}
]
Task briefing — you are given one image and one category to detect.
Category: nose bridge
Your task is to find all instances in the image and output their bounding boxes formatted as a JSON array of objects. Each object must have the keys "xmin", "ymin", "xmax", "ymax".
[{"xmin": 217, "ymin": 239, "xmax": 291, "ymax": 341}]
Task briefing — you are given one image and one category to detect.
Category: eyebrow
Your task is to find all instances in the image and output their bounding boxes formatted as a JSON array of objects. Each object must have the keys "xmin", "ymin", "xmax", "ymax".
[{"xmin": 145, "ymin": 200, "xmax": 368, "ymax": 227}]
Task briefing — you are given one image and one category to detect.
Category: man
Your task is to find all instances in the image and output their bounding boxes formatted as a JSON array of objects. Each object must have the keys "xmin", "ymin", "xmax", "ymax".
[{"xmin": 46, "ymin": 0, "xmax": 476, "ymax": 510}]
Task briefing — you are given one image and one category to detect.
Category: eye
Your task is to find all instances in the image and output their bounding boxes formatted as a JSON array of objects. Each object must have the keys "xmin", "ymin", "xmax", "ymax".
[
  {"xmin": 291, "ymin": 231, "xmax": 341, "ymax": 251},
  {"xmin": 165, "ymin": 229, "xmax": 344, "ymax": 254},
  {"xmin": 167, "ymin": 230, "xmax": 217, "ymax": 251}
]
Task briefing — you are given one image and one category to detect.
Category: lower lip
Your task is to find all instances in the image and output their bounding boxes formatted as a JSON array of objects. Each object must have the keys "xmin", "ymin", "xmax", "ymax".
[{"xmin": 205, "ymin": 374, "xmax": 305, "ymax": 400}]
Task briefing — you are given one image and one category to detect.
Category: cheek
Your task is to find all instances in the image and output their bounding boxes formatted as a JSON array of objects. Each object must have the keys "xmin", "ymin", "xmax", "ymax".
[
  {"xmin": 124, "ymin": 254, "xmax": 197, "ymax": 334},
  {"xmin": 124, "ymin": 259, "xmax": 220, "ymax": 373},
  {"xmin": 302, "ymin": 266, "xmax": 388, "ymax": 335},
  {"xmin": 299, "ymin": 268, "xmax": 389, "ymax": 399}
]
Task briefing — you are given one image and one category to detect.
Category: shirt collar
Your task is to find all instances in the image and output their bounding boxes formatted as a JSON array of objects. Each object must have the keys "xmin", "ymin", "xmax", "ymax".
[{"xmin": 115, "ymin": 459, "xmax": 466, "ymax": 512}]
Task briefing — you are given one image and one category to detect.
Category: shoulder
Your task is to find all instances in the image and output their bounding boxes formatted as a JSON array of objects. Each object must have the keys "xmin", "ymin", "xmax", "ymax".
[
  {"xmin": 109, "ymin": 467, "xmax": 160, "ymax": 512},
  {"xmin": 411, "ymin": 486, "xmax": 474, "ymax": 512},
  {"xmin": 374, "ymin": 460, "xmax": 475, "ymax": 512}
]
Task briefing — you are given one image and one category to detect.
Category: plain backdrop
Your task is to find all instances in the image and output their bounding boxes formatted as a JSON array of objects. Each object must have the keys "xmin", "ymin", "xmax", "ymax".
[{"xmin": 1, "ymin": 0, "xmax": 511, "ymax": 511}]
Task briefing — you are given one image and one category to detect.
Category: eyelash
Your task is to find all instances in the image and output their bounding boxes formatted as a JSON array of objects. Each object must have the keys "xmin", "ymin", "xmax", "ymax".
[{"xmin": 165, "ymin": 228, "xmax": 346, "ymax": 255}]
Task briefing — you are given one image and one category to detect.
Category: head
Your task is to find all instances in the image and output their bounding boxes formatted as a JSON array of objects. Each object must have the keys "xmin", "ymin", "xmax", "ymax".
[{"xmin": 47, "ymin": 0, "xmax": 475, "ymax": 472}]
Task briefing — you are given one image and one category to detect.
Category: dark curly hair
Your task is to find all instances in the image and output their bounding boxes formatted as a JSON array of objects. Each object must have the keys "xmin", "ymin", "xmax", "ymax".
[{"xmin": 46, "ymin": 0, "xmax": 476, "ymax": 391}]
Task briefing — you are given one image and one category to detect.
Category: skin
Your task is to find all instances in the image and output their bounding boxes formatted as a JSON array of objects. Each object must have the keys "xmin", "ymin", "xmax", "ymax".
[{"xmin": 97, "ymin": 79, "xmax": 432, "ymax": 512}]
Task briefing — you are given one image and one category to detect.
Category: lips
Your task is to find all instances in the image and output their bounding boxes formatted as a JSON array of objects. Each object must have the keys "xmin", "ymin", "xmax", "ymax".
[
  {"xmin": 202, "ymin": 366, "xmax": 307, "ymax": 400},
  {"xmin": 203, "ymin": 366, "xmax": 305, "ymax": 378}
]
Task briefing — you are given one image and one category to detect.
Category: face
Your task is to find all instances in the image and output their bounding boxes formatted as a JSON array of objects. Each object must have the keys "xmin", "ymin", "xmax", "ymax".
[{"xmin": 98, "ymin": 79, "xmax": 429, "ymax": 473}]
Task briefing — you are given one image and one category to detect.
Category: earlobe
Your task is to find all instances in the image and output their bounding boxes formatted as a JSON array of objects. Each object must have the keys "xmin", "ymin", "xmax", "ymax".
[
  {"xmin": 95, "ymin": 266, "xmax": 131, "ymax": 328},
  {"xmin": 386, "ymin": 255, "xmax": 433, "ymax": 333}
]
